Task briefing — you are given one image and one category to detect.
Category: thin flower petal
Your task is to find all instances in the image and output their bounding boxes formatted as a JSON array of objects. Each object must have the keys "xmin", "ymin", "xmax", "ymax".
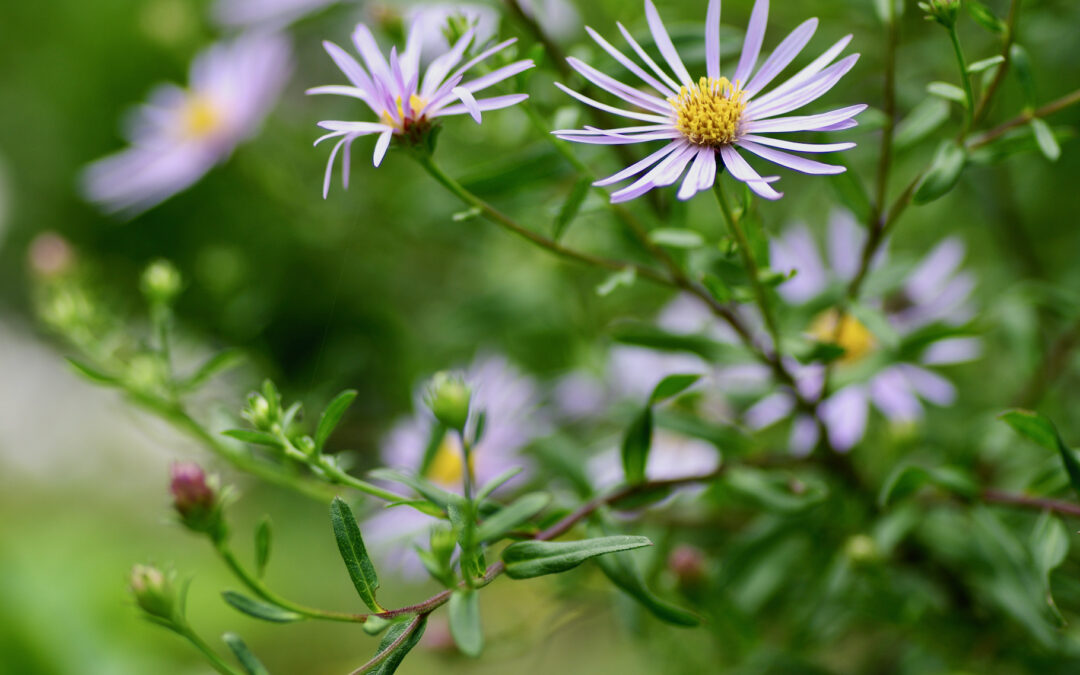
[
  {"xmin": 772, "ymin": 224, "xmax": 827, "ymax": 303},
  {"xmin": 586, "ymin": 25, "xmax": 676, "ymax": 97},
  {"xmin": 827, "ymin": 209, "xmax": 863, "ymax": 280},
  {"xmin": 372, "ymin": 130, "xmax": 392, "ymax": 167},
  {"xmin": 744, "ymin": 104, "xmax": 866, "ymax": 133},
  {"xmin": 870, "ymin": 368, "xmax": 923, "ymax": 423},
  {"xmin": 554, "ymin": 82, "xmax": 671, "ymax": 123},
  {"xmin": 745, "ymin": 392, "xmax": 795, "ymax": 429},
  {"xmin": 819, "ymin": 384, "xmax": 868, "ymax": 451},
  {"xmin": 705, "ymin": 0, "xmax": 721, "ymax": 80},
  {"xmin": 677, "ymin": 148, "xmax": 715, "ymax": 200},
  {"xmin": 736, "ymin": 140, "xmax": 846, "ymax": 174},
  {"xmin": 436, "ymin": 94, "xmax": 529, "ymax": 117},
  {"xmin": 644, "ymin": 0, "xmax": 694, "ymax": 85},
  {"xmin": 739, "ymin": 134, "xmax": 854, "ymax": 153},
  {"xmin": 921, "ymin": 337, "xmax": 982, "ymax": 365},
  {"xmin": 452, "ymin": 86, "xmax": 482, "ymax": 123},
  {"xmin": 719, "ymin": 145, "xmax": 783, "ymax": 200},
  {"xmin": 566, "ymin": 57, "xmax": 670, "ymax": 114},
  {"xmin": 749, "ymin": 34, "xmax": 852, "ymax": 109},
  {"xmin": 611, "ymin": 143, "xmax": 697, "ymax": 203},
  {"xmin": 789, "ymin": 414, "xmax": 819, "ymax": 456},
  {"xmin": 747, "ymin": 53, "xmax": 860, "ymax": 119},
  {"xmin": 616, "ymin": 22, "xmax": 682, "ymax": 93},
  {"xmin": 323, "ymin": 135, "xmax": 348, "ymax": 199},
  {"xmin": 420, "ymin": 28, "xmax": 474, "ymax": 97},
  {"xmin": 744, "ymin": 18, "xmax": 817, "ymax": 97},
  {"xmin": 593, "ymin": 140, "xmax": 683, "ymax": 186},
  {"xmin": 734, "ymin": 0, "xmax": 770, "ymax": 85},
  {"xmin": 898, "ymin": 365, "xmax": 956, "ymax": 405}
]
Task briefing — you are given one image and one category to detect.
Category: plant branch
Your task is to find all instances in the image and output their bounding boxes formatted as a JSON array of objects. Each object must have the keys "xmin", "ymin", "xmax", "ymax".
[
  {"xmin": 968, "ymin": 87, "xmax": 1080, "ymax": 149},
  {"xmin": 347, "ymin": 614, "xmax": 426, "ymax": 675},
  {"xmin": 971, "ymin": 0, "xmax": 1022, "ymax": 128},
  {"xmin": 981, "ymin": 488, "xmax": 1080, "ymax": 519}
]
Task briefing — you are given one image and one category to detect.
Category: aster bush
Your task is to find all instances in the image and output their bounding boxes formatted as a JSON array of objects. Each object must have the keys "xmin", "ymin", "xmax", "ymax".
[{"xmin": 11, "ymin": 0, "xmax": 1080, "ymax": 673}]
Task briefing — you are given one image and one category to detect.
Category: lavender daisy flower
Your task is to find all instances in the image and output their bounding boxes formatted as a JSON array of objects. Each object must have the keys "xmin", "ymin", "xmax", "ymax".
[
  {"xmin": 308, "ymin": 17, "xmax": 534, "ymax": 196},
  {"xmin": 81, "ymin": 33, "xmax": 292, "ymax": 216},
  {"xmin": 734, "ymin": 211, "xmax": 981, "ymax": 453},
  {"xmin": 553, "ymin": 0, "xmax": 864, "ymax": 202},
  {"xmin": 213, "ymin": 0, "xmax": 338, "ymax": 28},
  {"xmin": 363, "ymin": 354, "xmax": 546, "ymax": 577}
]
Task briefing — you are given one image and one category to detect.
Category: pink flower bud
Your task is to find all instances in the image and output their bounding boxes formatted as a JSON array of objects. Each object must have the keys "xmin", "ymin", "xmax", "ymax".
[
  {"xmin": 170, "ymin": 462, "xmax": 214, "ymax": 517},
  {"xmin": 667, "ymin": 544, "xmax": 707, "ymax": 587}
]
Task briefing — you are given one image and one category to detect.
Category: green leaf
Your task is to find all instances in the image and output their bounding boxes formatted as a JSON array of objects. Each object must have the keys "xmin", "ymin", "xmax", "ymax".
[
  {"xmin": 66, "ymin": 358, "xmax": 120, "ymax": 386},
  {"xmin": 621, "ymin": 407, "xmax": 653, "ymax": 484},
  {"xmin": 596, "ymin": 267, "xmax": 636, "ymax": 296},
  {"xmin": 1030, "ymin": 118, "xmax": 1061, "ymax": 162},
  {"xmin": 724, "ymin": 468, "xmax": 827, "ymax": 513},
  {"xmin": 610, "ymin": 321, "xmax": 742, "ymax": 362},
  {"xmin": 1010, "ymin": 44, "xmax": 1036, "ymax": 107},
  {"xmin": 1000, "ymin": 410, "xmax": 1080, "ymax": 499},
  {"xmin": 222, "ymin": 633, "xmax": 270, "ymax": 675},
  {"xmin": 315, "ymin": 389, "xmax": 357, "ymax": 452},
  {"xmin": 927, "ymin": 81, "xmax": 968, "ymax": 105},
  {"xmin": 476, "ymin": 467, "xmax": 524, "ymax": 501},
  {"xmin": 448, "ymin": 589, "xmax": 484, "ymax": 657},
  {"xmin": 649, "ymin": 373, "xmax": 702, "ymax": 405},
  {"xmin": 553, "ymin": 177, "xmax": 591, "ymax": 241},
  {"xmin": 913, "ymin": 141, "xmax": 966, "ymax": 204},
  {"xmin": 966, "ymin": 0, "xmax": 1005, "ymax": 33},
  {"xmin": 968, "ymin": 55, "xmax": 1006, "ymax": 74},
  {"xmin": 878, "ymin": 463, "xmax": 978, "ymax": 507},
  {"xmin": 255, "ymin": 516, "xmax": 272, "ymax": 578},
  {"xmin": 182, "ymin": 349, "xmax": 244, "ymax": 391},
  {"xmin": 362, "ymin": 615, "xmax": 392, "ymax": 636},
  {"xmin": 371, "ymin": 617, "xmax": 427, "ymax": 675},
  {"xmin": 894, "ymin": 98, "xmax": 950, "ymax": 150},
  {"xmin": 702, "ymin": 273, "xmax": 732, "ymax": 303},
  {"xmin": 873, "ymin": 0, "xmax": 903, "ymax": 23},
  {"xmin": 222, "ymin": 429, "xmax": 282, "ymax": 448},
  {"xmin": 1031, "ymin": 511, "xmax": 1069, "ymax": 624},
  {"xmin": 222, "ymin": 591, "xmax": 303, "ymax": 623},
  {"xmin": 476, "ymin": 492, "xmax": 551, "ymax": 543},
  {"xmin": 593, "ymin": 541, "xmax": 700, "ymax": 626},
  {"xmin": 649, "ymin": 228, "xmax": 705, "ymax": 248},
  {"xmin": 368, "ymin": 469, "xmax": 459, "ymax": 512},
  {"xmin": 452, "ymin": 206, "xmax": 482, "ymax": 222},
  {"xmin": 329, "ymin": 498, "xmax": 382, "ymax": 611},
  {"xmin": 502, "ymin": 536, "xmax": 653, "ymax": 579}
]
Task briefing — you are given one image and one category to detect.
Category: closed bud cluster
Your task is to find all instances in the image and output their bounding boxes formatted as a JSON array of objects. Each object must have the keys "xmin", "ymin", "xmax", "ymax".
[
  {"xmin": 170, "ymin": 462, "xmax": 225, "ymax": 540},
  {"xmin": 918, "ymin": 0, "xmax": 961, "ymax": 27},
  {"xmin": 425, "ymin": 372, "xmax": 472, "ymax": 433},
  {"xmin": 130, "ymin": 564, "xmax": 177, "ymax": 622},
  {"xmin": 140, "ymin": 259, "xmax": 182, "ymax": 305}
]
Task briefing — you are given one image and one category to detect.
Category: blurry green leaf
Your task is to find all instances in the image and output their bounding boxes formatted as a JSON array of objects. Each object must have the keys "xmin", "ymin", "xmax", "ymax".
[
  {"xmin": 702, "ymin": 273, "xmax": 732, "ymax": 303},
  {"xmin": 913, "ymin": 141, "xmax": 966, "ymax": 204},
  {"xmin": 476, "ymin": 467, "xmax": 524, "ymax": 501},
  {"xmin": 553, "ymin": 178, "xmax": 591, "ymax": 241},
  {"xmin": 1030, "ymin": 118, "xmax": 1061, "ymax": 162},
  {"xmin": 969, "ymin": 124, "xmax": 1076, "ymax": 165},
  {"xmin": 448, "ymin": 589, "xmax": 484, "ymax": 658},
  {"xmin": 452, "ymin": 206, "xmax": 483, "ymax": 222},
  {"xmin": 650, "ymin": 228, "xmax": 705, "ymax": 248},
  {"xmin": 725, "ymin": 468, "xmax": 827, "ymax": 513},
  {"xmin": 222, "ymin": 633, "xmax": 270, "ymax": 675},
  {"xmin": 650, "ymin": 373, "xmax": 702, "ymax": 404},
  {"xmin": 66, "ymin": 358, "xmax": 119, "ymax": 386},
  {"xmin": 1000, "ymin": 410, "xmax": 1080, "ymax": 499},
  {"xmin": 255, "ymin": 516, "xmax": 272, "ymax": 578},
  {"xmin": 315, "ymin": 389, "xmax": 357, "ymax": 452},
  {"xmin": 850, "ymin": 303, "xmax": 901, "ymax": 350},
  {"xmin": 1030, "ymin": 511, "xmax": 1069, "ymax": 624},
  {"xmin": 622, "ymin": 407, "xmax": 653, "ymax": 484},
  {"xmin": 222, "ymin": 429, "xmax": 282, "ymax": 448},
  {"xmin": 329, "ymin": 498, "xmax": 382, "ymax": 612},
  {"xmin": 382, "ymin": 499, "xmax": 445, "ymax": 517},
  {"xmin": 592, "ymin": 534, "xmax": 700, "ymax": 626},
  {"xmin": 1010, "ymin": 44, "xmax": 1036, "ymax": 106},
  {"xmin": 477, "ymin": 492, "xmax": 551, "ymax": 542},
  {"xmin": 222, "ymin": 591, "xmax": 302, "ymax": 623},
  {"xmin": 610, "ymin": 321, "xmax": 741, "ymax": 362},
  {"xmin": 182, "ymin": 349, "xmax": 244, "ymax": 391},
  {"xmin": 829, "ymin": 170, "xmax": 872, "ymax": 222},
  {"xmin": 927, "ymin": 81, "xmax": 968, "ymax": 105},
  {"xmin": 968, "ymin": 55, "xmax": 1006, "ymax": 74},
  {"xmin": 608, "ymin": 484, "xmax": 674, "ymax": 511},
  {"xmin": 894, "ymin": 98, "xmax": 951, "ymax": 149},
  {"xmin": 502, "ymin": 536, "xmax": 652, "ymax": 579},
  {"xmin": 878, "ymin": 463, "xmax": 978, "ymax": 506},
  {"xmin": 371, "ymin": 616, "xmax": 427, "ymax": 675},
  {"xmin": 966, "ymin": 0, "xmax": 1006, "ymax": 33},
  {"xmin": 362, "ymin": 615, "xmax": 392, "ymax": 636},
  {"xmin": 369, "ymin": 469, "xmax": 459, "ymax": 511},
  {"xmin": 873, "ymin": 0, "xmax": 903, "ymax": 23},
  {"xmin": 596, "ymin": 267, "xmax": 637, "ymax": 296}
]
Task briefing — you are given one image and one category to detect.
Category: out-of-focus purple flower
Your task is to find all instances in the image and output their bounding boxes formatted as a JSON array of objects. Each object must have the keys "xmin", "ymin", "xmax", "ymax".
[
  {"xmin": 213, "ymin": 0, "xmax": 339, "ymax": 29},
  {"xmin": 308, "ymin": 16, "xmax": 534, "ymax": 196},
  {"xmin": 554, "ymin": 0, "xmax": 864, "ymax": 202},
  {"xmin": 81, "ymin": 34, "xmax": 291, "ymax": 217}
]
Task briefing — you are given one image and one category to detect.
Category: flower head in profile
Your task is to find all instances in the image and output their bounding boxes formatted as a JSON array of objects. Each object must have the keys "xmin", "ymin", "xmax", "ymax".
[
  {"xmin": 81, "ymin": 33, "xmax": 292, "ymax": 216},
  {"xmin": 554, "ymin": 0, "xmax": 864, "ymax": 202},
  {"xmin": 309, "ymin": 17, "xmax": 534, "ymax": 196}
]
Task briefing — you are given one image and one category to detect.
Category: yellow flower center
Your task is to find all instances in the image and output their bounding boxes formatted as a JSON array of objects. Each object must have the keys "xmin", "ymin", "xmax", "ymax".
[
  {"xmin": 424, "ymin": 436, "xmax": 474, "ymax": 488},
  {"xmin": 808, "ymin": 309, "xmax": 878, "ymax": 365},
  {"xmin": 669, "ymin": 77, "xmax": 747, "ymax": 147},
  {"xmin": 380, "ymin": 94, "xmax": 427, "ymax": 131},
  {"xmin": 180, "ymin": 95, "xmax": 223, "ymax": 139}
]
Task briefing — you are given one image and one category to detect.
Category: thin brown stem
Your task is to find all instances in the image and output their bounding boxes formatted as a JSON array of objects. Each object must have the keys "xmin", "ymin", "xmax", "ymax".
[
  {"xmin": 969, "ymin": 87, "xmax": 1080, "ymax": 150},
  {"xmin": 981, "ymin": 489, "xmax": 1080, "ymax": 519}
]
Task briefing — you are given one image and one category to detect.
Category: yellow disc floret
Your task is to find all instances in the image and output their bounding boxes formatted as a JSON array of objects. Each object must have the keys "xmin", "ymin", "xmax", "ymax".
[
  {"xmin": 425, "ymin": 436, "xmax": 475, "ymax": 488},
  {"xmin": 180, "ymin": 94, "xmax": 223, "ymax": 139},
  {"xmin": 669, "ymin": 77, "xmax": 747, "ymax": 147},
  {"xmin": 808, "ymin": 309, "xmax": 878, "ymax": 365},
  {"xmin": 380, "ymin": 94, "xmax": 428, "ymax": 132}
]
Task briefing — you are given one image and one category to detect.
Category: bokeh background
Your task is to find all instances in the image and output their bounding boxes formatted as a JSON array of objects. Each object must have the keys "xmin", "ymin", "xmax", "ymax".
[{"xmin": 2, "ymin": 0, "xmax": 1080, "ymax": 673}]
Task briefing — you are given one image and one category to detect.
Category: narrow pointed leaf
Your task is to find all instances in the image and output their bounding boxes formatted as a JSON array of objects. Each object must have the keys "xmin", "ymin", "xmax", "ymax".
[
  {"xmin": 1030, "ymin": 118, "xmax": 1061, "ymax": 162},
  {"xmin": 223, "ymin": 429, "xmax": 282, "ymax": 448},
  {"xmin": 476, "ymin": 467, "xmax": 524, "ymax": 501},
  {"xmin": 255, "ymin": 516, "xmax": 272, "ymax": 578},
  {"xmin": 315, "ymin": 389, "xmax": 357, "ymax": 451},
  {"xmin": 371, "ymin": 616, "xmax": 427, "ymax": 675},
  {"xmin": 448, "ymin": 589, "xmax": 484, "ymax": 657},
  {"xmin": 553, "ymin": 177, "xmax": 591, "ymax": 241},
  {"xmin": 650, "ymin": 228, "xmax": 705, "ymax": 249},
  {"xmin": 650, "ymin": 373, "xmax": 702, "ymax": 404},
  {"xmin": 182, "ymin": 349, "xmax": 244, "ymax": 391},
  {"xmin": 222, "ymin": 591, "xmax": 303, "ymax": 623},
  {"xmin": 502, "ymin": 535, "xmax": 652, "ymax": 579},
  {"xmin": 621, "ymin": 407, "xmax": 653, "ymax": 484},
  {"xmin": 330, "ymin": 497, "xmax": 382, "ymax": 611},
  {"xmin": 894, "ymin": 98, "xmax": 950, "ymax": 149},
  {"xmin": 1000, "ymin": 410, "xmax": 1080, "ymax": 499},
  {"xmin": 223, "ymin": 633, "xmax": 270, "ymax": 675},
  {"xmin": 913, "ymin": 141, "xmax": 966, "ymax": 204},
  {"xmin": 477, "ymin": 492, "xmax": 551, "ymax": 543},
  {"xmin": 66, "ymin": 358, "xmax": 119, "ymax": 386}
]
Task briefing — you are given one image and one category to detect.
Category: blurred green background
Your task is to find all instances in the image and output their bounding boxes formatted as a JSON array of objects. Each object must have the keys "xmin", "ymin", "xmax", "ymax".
[{"xmin": 2, "ymin": 0, "xmax": 1080, "ymax": 673}]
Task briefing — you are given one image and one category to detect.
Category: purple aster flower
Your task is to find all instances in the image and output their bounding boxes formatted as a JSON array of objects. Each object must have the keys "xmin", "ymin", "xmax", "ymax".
[
  {"xmin": 553, "ymin": 0, "xmax": 864, "ymax": 202},
  {"xmin": 308, "ymin": 17, "xmax": 535, "ymax": 196},
  {"xmin": 213, "ymin": 0, "xmax": 339, "ymax": 28},
  {"xmin": 81, "ymin": 33, "xmax": 292, "ymax": 216}
]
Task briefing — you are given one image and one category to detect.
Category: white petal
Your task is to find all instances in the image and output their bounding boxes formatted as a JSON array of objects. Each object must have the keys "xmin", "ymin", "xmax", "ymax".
[
  {"xmin": 372, "ymin": 130, "xmax": 392, "ymax": 167},
  {"xmin": 719, "ymin": 145, "xmax": 783, "ymax": 200},
  {"xmin": 734, "ymin": 0, "xmax": 770, "ymax": 84},
  {"xmin": 452, "ymin": 86, "xmax": 482, "ymax": 123},
  {"xmin": 644, "ymin": 0, "xmax": 693, "ymax": 85}
]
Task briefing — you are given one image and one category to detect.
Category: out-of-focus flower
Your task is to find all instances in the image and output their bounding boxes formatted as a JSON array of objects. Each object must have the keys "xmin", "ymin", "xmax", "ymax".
[
  {"xmin": 308, "ymin": 17, "xmax": 533, "ymax": 195},
  {"xmin": 554, "ymin": 0, "xmax": 864, "ymax": 202},
  {"xmin": 28, "ymin": 232, "xmax": 75, "ymax": 279},
  {"xmin": 363, "ymin": 354, "xmax": 545, "ymax": 576},
  {"xmin": 733, "ymin": 210, "xmax": 981, "ymax": 453},
  {"xmin": 213, "ymin": 0, "xmax": 339, "ymax": 29},
  {"xmin": 81, "ymin": 33, "xmax": 292, "ymax": 216}
]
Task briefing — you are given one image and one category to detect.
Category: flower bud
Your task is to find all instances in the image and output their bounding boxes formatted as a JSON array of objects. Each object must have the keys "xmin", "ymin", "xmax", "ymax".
[
  {"xmin": 170, "ymin": 462, "xmax": 224, "ymax": 539},
  {"xmin": 667, "ymin": 544, "xmax": 707, "ymax": 588},
  {"xmin": 140, "ymin": 259, "xmax": 182, "ymax": 305},
  {"xmin": 28, "ymin": 232, "xmax": 75, "ymax": 279},
  {"xmin": 243, "ymin": 392, "xmax": 276, "ymax": 430},
  {"xmin": 918, "ymin": 0, "xmax": 960, "ymax": 27},
  {"xmin": 130, "ymin": 564, "xmax": 177, "ymax": 621},
  {"xmin": 425, "ymin": 372, "xmax": 471, "ymax": 433},
  {"xmin": 844, "ymin": 534, "xmax": 880, "ymax": 565}
]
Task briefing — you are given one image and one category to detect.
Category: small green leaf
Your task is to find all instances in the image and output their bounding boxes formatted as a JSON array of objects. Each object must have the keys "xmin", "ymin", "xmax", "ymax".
[
  {"xmin": 649, "ymin": 228, "xmax": 705, "ymax": 249},
  {"xmin": 222, "ymin": 591, "xmax": 303, "ymax": 623},
  {"xmin": 371, "ymin": 617, "xmax": 427, "ymax": 675},
  {"xmin": 553, "ymin": 177, "xmax": 591, "ymax": 241},
  {"xmin": 477, "ymin": 492, "xmax": 551, "ymax": 542},
  {"xmin": 1031, "ymin": 511, "xmax": 1069, "ymax": 624},
  {"xmin": 610, "ymin": 322, "xmax": 741, "ymax": 362},
  {"xmin": 222, "ymin": 633, "xmax": 270, "ymax": 675},
  {"xmin": 913, "ymin": 141, "xmax": 966, "ymax": 204},
  {"xmin": 182, "ymin": 349, "xmax": 244, "ymax": 391},
  {"xmin": 724, "ymin": 468, "xmax": 827, "ymax": 513},
  {"xmin": 476, "ymin": 467, "xmax": 524, "ymax": 501},
  {"xmin": 502, "ymin": 535, "xmax": 652, "ymax": 579},
  {"xmin": 966, "ymin": 0, "xmax": 1005, "ymax": 33},
  {"xmin": 702, "ymin": 273, "xmax": 732, "ymax": 303},
  {"xmin": 222, "ymin": 429, "xmax": 282, "ymax": 448},
  {"xmin": 593, "ymin": 540, "xmax": 700, "ymax": 626},
  {"xmin": 452, "ymin": 206, "xmax": 482, "ymax": 222},
  {"xmin": 329, "ymin": 498, "xmax": 382, "ymax": 611},
  {"xmin": 927, "ymin": 81, "xmax": 968, "ymax": 105},
  {"xmin": 621, "ymin": 407, "xmax": 653, "ymax": 484},
  {"xmin": 873, "ymin": 0, "xmax": 903, "ymax": 23},
  {"xmin": 362, "ymin": 615, "xmax": 392, "ymax": 636},
  {"xmin": 1010, "ymin": 44, "xmax": 1036, "ymax": 107},
  {"xmin": 315, "ymin": 389, "xmax": 357, "ymax": 452},
  {"xmin": 1000, "ymin": 410, "xmax": 1080, "ymax": 499},
  {"xmin": 368, "ymin": 469, "xmax": 459, "ymax": 512},
  {"xmin": 650, "ymin": 373, "xmax": 702, "ymax": 405},
  {"xmin": 448, "ymin": 589, "xmax": 484, "ymax": 658},
  {"xmin": 878, "ymin": 464, "xmax": 977, "ymax": 507},
  {"xmin": 255, "ymin": 516, "xmax": 272, "ymax": 578},
  {"xmin": 597, "ymin": 267, "xmax": 636, "ymax": 296},
  {"xmin": 1030, "ymin": 118, "xmax": 1061, "ymax": 162},
  {"xmin": 968, "ymin": 55, "xmax": 1006, "ymax": 74},
  {"xmin": 66, "ymin": 358, "xmax": 119, "ymax": 386},
  {"xmin": 894, "ymin": 98, "xmax": 950, "ymax": 149}
]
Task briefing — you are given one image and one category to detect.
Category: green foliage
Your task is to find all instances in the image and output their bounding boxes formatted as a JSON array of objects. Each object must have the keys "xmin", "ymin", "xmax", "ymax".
[
  {"xmin": 329, "ymin": 498, "xmax": 383, "ymax": 612},
  {"xmin": 502, "ymin": 536, "xmax": 653, "ymax": 579},
  {"xmin": 222, "ymin": 591, "xmax": 303, "ymax": 623}
]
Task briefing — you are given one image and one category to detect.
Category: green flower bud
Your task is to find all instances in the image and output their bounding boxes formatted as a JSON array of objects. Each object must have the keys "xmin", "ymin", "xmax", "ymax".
[
  {"xmin": 130, "ymin": 564, "xmax": 177, "ymax": 621},
  {"xmin": 243, "ymin": 392, "xmax": 276, "ymax": 431},
  {"xmin": 918, "ymin": 0, "xmax": 960, "ymax": 27},
  {"xmin": 425, "ymin": 372, "xmax": 471, "ymax": 433},
  {"xmin": 140, "ymin": 259, "xmax": 182, "ymax": 305},
  {"xmin": 844, "ymin": 534, "xmax": 881, "ymax": 565}
]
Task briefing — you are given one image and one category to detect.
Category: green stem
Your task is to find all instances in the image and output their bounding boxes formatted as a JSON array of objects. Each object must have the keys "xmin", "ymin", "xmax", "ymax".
[
  {"xmin": 948, "ymin": 25, "xmax": 976, "ymax": 133},
  {"xmin": 177, "ymin": 624, "xmax": 243, "ymax": 675},
  {"xmin": 315, "ymin": 457, "xmax": 408, "ymax": 503},
  {"xmin": 711, "ymin": 181, "xmax": 782, "ymax": 355}
]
